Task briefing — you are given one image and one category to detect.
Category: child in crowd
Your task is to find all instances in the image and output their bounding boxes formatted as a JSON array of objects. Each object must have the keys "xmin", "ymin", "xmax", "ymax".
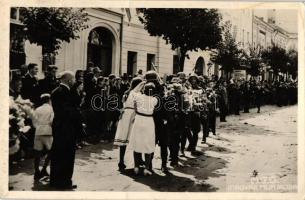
[{"xmin": 29, "ymin": 94, "xmax": 54, "ymax": 180}]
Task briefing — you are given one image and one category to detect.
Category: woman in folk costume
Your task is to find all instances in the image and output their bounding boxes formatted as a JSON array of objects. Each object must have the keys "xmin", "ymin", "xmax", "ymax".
[
  {"xmin": 128, "ymin": 82, "xmax": 158, "ymax": 176},
  {"xmin": 113, "ymin": 77, "xmax": 144, "ymax": 171}
]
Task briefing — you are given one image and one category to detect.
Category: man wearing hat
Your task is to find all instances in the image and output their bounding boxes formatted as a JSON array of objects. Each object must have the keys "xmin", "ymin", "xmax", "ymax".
[
  {"xmin": 167, "ymin": 82, "xmax": 187, "ymax": 167},
  {"xmin": 93, "ymin": 67, "xmax": 102, "ymax": 82},
  {"xmin": 121, "ymin": 73, "xmax": 130, "ymax": 93},
  {"xmin": 177, "ymin": 72, "xmax": 192, "ymax": 156},
  {"xmin": 216, "ymin": 80, "xmax": 228, "ymax": 122},
  {"xmin": 177, "ymin": 72, "xmax": 189, "ymax": 88},
  {"xmin": 187, "ymin": 74, "xmax": 204, "ymax": 155},
  {"xmin": 145, "ymin": 70, "xmax": 170, "ymax": 173},
  {"xmin": 136, "ymin": 69, "xmax": 143, "ymax": 78},
  {"xmin": 107, "ymin": 74, "xmax": 116, "ymax": 94}
]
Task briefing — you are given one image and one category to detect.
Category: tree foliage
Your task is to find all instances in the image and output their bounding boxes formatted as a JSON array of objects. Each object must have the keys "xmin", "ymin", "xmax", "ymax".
[
  {"xmin": 286, "ymin": 49, "xmax": 298, "ymax": 78},
  {"xmin": 20, "ymin": 8, "xmax": 89, "ymax": 54},
  {"xmin": 138, "ymin": 8, "xmax": 222, "ymax": 72},
  {"xmin": 261, "ymin": 44, "xmax": 289, "ymax": 75},
  {"xmin": 210, "ymin": 21, "xmax": 244, "ymax": 73},
  {"xmin": 242, "ymin": 44, "xmax": 264, "ymax": 76}
]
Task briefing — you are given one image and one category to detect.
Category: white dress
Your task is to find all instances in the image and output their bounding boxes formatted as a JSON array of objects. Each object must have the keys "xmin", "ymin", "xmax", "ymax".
[
  {"xmin": 113, "ymin": 91, "xmax": 137, "ymax": 146},
  {"xmin": 128, "ymin": 93, "xmax": 158, "ymax": 154}
]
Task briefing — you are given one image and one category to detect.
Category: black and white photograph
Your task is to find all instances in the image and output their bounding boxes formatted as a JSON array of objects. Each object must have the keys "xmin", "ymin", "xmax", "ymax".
[{"xmin": 1, "ymin": 1, "xmax": 304, "ymax": 199}]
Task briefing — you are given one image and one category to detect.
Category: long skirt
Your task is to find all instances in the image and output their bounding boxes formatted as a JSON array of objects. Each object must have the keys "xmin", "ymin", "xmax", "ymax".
[
  {"xmin": 113, "ymin": 109, "xmax": 136, "ymax": 146},
  {"xmin": 128, "ymin": 115, "xmax": 155, "ymax": 154}
]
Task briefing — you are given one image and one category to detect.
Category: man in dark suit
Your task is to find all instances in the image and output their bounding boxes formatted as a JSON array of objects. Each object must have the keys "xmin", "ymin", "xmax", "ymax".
[
  {"xmin": 38, "ymin": 65, "xmax": 59, "ymax": 98},
  {"xmin": 21, "ymin": 63, "xmax": 39, "ymax": 106},
  {"xmin": 50, "ymin": 71, "xmax": 82, "ymax": 190}
]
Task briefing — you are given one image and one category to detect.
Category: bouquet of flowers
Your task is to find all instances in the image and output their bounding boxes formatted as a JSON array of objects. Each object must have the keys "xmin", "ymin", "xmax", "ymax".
[
  {"xmin": 188, "ymin": 89, "xmax": 209, "ymax": 112},
  {"xmin": 9, "ymin": 95, "xmax": 33, "ymax": 156}
]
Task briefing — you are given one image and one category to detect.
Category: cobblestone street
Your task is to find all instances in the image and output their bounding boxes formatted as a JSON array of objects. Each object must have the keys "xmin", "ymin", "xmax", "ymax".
[{"xmin": 9, "ymin": 105, "xmax": 297, "ymax": 192}]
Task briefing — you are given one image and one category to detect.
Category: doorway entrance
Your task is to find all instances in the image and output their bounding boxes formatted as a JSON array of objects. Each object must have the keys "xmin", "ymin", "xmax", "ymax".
[
  {"xmin": 127, "ymin": 51, "xmax": 137, "ymax": 76},
  {"xmin": 195, "ymin": 56, "xmax": 206, "ymax": 76},
  {"xmin": 87, "ymin": 27, "xmax": 114, "ymax": 76}
]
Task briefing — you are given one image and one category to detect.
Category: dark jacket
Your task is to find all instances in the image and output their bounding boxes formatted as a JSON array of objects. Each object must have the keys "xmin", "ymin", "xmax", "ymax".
[
  {"xmin": 50, "ymin": 84, "xmax": 82, "ymax": 187},
  {"xmin": 38, "ymin": 77, "xmax": 59, "ymax": 95},
  {"xmin": 51, "ymin": 84, "xmax": 82, "ymax": 145},
  {"xmin": 21, "ymin": 73, "xmax": 39, "ymax": 105}
]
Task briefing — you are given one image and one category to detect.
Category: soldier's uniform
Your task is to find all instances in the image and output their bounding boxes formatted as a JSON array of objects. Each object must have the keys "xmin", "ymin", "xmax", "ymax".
[
  {"xmin": 178, "ymin": 78, "xmax": 193, "ymax": 156},
  {"xmin": 217, "ymin": 82, "xmax": 228, "ymax": 122},
  {"xmin": 207, "ymin": 89, "xmax": 217, "ymax": 136},
  {"xmin": 254, "ymin": 84, "xmax": 264, "ymax": 113},
  {"xmin": 167, "ymin": 83, "xmax": 186, "ymax": 166},
  {"xmin": 145, "ymin": 71, "xmax": 169, "ymax": 172},
  {"xmin": 241, "ymin": 82, "xmax": 251, "ymax": 113},
  {"xmin": 200, "ymin": 91, "xmax": 209, "ymax": 144},
  {"xmin": 187, "ymin": 74, "xmax": 204, "ymax": 155}
]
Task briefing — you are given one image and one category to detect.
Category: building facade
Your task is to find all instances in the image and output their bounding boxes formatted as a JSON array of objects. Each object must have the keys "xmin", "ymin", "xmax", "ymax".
[{"xmin": 9, "ymin": 8, "xmax": 298, "ymax": 79}]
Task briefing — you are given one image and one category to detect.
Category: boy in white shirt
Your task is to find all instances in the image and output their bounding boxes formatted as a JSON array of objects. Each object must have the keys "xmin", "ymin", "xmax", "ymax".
[{"xmin": 31, "ymin": 94, "xmax": 54, "ymax": 180}]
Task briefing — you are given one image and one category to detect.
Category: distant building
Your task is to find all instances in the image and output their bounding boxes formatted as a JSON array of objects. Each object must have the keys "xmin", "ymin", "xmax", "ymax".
[
  {"xmin": 252, "ymin": 10, "xmax": 297, "ymax": 80},
  {"xmin": 220, "ymin": 9, "xmax": 253, "ymax": 49},
  {"xmin": 9, "ymin": 8, "xmax": 297, "ymax": 79},
  {"xmin": 253, "ymin": 12, "xmax": 297, "ymax": 51}
]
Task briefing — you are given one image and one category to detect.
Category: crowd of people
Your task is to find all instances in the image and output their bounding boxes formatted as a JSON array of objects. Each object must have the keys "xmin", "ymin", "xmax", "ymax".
[{"xmin": 9, "ymin": 62, "xmax": 297, "ymax": 189}]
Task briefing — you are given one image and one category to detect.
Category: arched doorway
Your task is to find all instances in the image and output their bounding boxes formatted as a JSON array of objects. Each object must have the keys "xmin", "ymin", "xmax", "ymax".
[
  {"xmin": 87, "ymin": 27, "xmax": 114, "ymax": 76},
  {"xmin": 195, "ymin": 56, "xmax": 205, "ymax": 76}
]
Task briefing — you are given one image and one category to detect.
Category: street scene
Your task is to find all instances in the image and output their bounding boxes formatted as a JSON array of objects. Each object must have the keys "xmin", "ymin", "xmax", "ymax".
[
  {"xmin": 8, "ymin": 7, "xmax": 298, "ymax": 192},
  {"xmin": 10, "ymin": 105, "xmax": 297, "ymax": 192}
]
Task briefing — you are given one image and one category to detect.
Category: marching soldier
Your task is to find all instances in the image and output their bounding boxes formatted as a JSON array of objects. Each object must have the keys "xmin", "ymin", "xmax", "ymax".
[
  {"xmin": 187, "ymin": 74, "xmax": 204, "ymax": 156},
  {"xmin": 217, "ymin": 80, "xmax": 228, "ymax": 122},
  {"xmin": 207, "ymin": 86, "xmax": 217, "ymax": 136},
  {"xmin": 145, "ymin": 71, "xmax": 169, "ymax": 173},
  {"xmin": 167, "ymin": 82, "xmax": 186, "ymax": 167},
  {"xmin": 242, "ymin": 81, "xmax": 251, "ymax": 113},
  {"xmin": 254, "ymin": 82, "xmax": 264, "ymax": 113},
  {"xmin": 177, "ymin": 72, "xmax": 193, "ymax": 157}
]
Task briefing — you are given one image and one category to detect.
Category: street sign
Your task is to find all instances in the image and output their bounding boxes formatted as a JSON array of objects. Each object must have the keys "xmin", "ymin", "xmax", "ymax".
[{"xmin": 233, "ymin": 70, "xmax": 246, "ymax": 80}]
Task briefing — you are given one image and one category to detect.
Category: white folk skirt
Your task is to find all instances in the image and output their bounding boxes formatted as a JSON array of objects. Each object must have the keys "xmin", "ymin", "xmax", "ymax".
[
  {"xmin": 128, "ymin": 114, "xmax": 156, "ymax": 154},
  {"xmin": 113, "ymin": 108, "xmax": 136, "ymax": 146}
]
